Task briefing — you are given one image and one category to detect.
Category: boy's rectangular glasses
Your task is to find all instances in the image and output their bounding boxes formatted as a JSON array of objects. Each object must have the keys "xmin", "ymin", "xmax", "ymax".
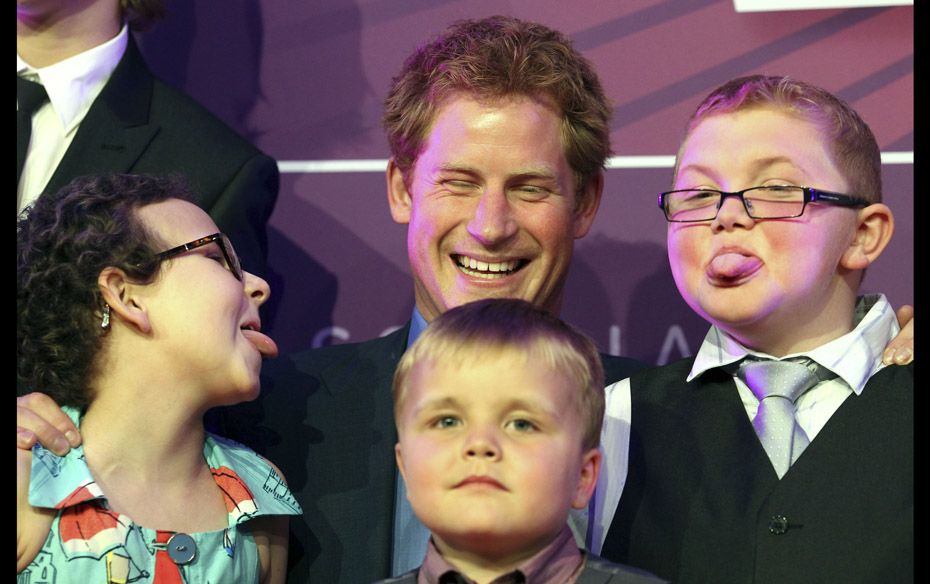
[
  {"xmin": 658, "ymin": 186, "xmax": 870, "ymax": 223},
  {"xmin": 154, "ymin": 232, "xmax": 242, "ymax": 281}
]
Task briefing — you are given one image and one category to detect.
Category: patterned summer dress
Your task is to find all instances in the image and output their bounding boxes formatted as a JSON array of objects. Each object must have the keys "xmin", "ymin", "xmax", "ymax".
[{"xmin": 19, "ymin": 407, "xmax": 302, "ymax": 584}]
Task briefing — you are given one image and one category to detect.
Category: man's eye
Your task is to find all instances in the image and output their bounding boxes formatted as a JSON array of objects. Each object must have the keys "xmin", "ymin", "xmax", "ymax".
[
  {"xmin": 513, "ymin": 186, "xmax": 549, "ymax": 201},
  {"xmin": 444, "ymin": 180, "xmax": 476, "ymax": 193}
]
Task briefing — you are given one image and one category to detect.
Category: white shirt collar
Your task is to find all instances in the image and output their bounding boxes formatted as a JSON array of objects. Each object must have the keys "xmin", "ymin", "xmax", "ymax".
[
  {"xmin": 17, "ymin": 23, "xmax": 129, "ymax": 133},
  {"xmin": 688, "ymin": 294, "xmax": 898, "ymax": 395}
]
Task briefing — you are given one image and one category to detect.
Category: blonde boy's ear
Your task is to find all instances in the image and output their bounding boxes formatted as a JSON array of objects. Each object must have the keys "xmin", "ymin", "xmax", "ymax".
[
  {"xmin": 394, "ymin": 442, "xmax": 408, "ymax": 484},
  {"xmin": 840, "ymin": 203, "xmax": 895, "ymax": 271},
  {"xmin": 387, "ymin": 159, "xmax": 413, "ymax": 225},
  {"xmin": 571, "ymin": 448, "xmax": 602, "ymax": 510},
  {"xmin": 97, "ymin": 267, "xmax": 152, "ymax": 334},
  {"xmin": 572, "ymin": 172, "xmax": 603, "ymax": 239}
]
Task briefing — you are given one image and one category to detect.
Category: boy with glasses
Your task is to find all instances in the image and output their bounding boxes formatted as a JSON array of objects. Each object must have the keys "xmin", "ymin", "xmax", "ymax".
[{"xmin": 591, "ymin": 75, "xmax": 912, "ymax": 583}]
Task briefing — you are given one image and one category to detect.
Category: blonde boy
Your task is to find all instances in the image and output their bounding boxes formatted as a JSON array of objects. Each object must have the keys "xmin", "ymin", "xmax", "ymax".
[
  {"xmin": 380, "ymin": 298, "xmax": 665, "ymax": 584},
  {"xmin": 594, "ymin": 75, "xmax": 912, "ymax": 583}
]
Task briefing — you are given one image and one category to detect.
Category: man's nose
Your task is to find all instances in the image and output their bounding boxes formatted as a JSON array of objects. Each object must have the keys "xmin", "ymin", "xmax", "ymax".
[{"xmin": 467, "ymin": 188, "xmax": 518, "ymax": 245}]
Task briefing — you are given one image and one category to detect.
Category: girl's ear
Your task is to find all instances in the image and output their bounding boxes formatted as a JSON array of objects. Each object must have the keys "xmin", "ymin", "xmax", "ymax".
[{"xmin": 97, "ymin": 267, "xmax": 151, "ymax": 334}]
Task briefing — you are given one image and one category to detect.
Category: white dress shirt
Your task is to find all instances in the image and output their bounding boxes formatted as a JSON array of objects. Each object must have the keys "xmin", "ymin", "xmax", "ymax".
[
  {"xmin": 17, "ymin": 24, "xmax": 128, "ymax": 213},
  {"xmin": 586, "ymin": 294, "xmax": 899, "ymax": 554}
]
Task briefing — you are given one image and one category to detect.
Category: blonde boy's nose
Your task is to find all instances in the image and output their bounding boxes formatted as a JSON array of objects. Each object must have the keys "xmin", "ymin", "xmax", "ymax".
[{"xmin": 463, "ymin": 429, "xmax": 501, "ymax": 460}]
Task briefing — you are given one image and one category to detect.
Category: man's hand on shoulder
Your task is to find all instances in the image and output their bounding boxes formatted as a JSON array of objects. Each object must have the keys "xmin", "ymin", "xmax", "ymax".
[
  {"xmin": 16, "ymin": 392, "xmax": 81, "ymax": 455},
  {"xmin": 883, "ymin": 305, "xmax": 914, "ymax": 366}
]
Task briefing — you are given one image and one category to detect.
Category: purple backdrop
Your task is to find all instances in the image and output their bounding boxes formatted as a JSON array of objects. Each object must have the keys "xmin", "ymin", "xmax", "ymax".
[{"xmin": 139, "ymin": 0, "xmax": 913, "ymax": 365}]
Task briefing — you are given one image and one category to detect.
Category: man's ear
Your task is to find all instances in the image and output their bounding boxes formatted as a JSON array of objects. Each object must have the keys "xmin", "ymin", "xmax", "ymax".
[
  {"xmin": 571, "ymin": 448, "xmax": 602, "ymax": 510},
  {"xmin": 572, "ymin": 172, "xmax": 603, "ymax": 239},
  {"xmin": 840, "ymin": 203, "xmax": 894, "ymax": 270},
  {"xmin": 97, "ymin": 267, "xmax": 151, "ymax": 334},
  {"xmin": 387, "ymin": 158, "xmax": 413, "ymax": 225}
]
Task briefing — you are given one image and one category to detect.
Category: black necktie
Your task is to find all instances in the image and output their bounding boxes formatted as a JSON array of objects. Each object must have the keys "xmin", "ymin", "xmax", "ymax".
[{"xmin": 17, "ymin": 75, "xmax": 49, "ymax": 186}]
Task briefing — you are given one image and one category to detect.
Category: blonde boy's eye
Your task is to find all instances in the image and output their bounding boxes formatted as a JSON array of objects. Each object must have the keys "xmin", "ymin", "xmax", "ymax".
[
  {"xmin": 508, "ymin": 418, "xmax": 537, "ymax": 432},
  {"xmin": 433, "ymin": 416, "xmax": 460, "ymax": 429}
]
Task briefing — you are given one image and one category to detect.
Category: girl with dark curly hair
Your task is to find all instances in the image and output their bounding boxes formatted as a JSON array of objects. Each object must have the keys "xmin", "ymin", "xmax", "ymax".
[{"xmin": 17, "ymin": 174, "xmax": 300, "ymax": 583}]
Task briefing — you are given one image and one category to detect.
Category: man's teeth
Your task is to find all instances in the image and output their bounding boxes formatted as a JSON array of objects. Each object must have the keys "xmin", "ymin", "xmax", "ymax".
[{"xmin": 456, "ymin": 255, "xmax": 520, "ymax": 277}]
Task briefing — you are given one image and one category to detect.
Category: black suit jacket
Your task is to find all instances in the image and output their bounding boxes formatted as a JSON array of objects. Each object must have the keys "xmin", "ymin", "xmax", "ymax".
[
  {"xmin": 217, "ymin": 323, "xmax": 648, "ymax": 584},
  {"xmin": 34, "ymin": 36, "xmax": 278, "ymax": 276}
]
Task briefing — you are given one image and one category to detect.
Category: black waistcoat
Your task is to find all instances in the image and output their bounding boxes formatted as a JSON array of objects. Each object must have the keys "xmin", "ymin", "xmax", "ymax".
[{"xmin": 601, "ymin": 359, "xmax": 912, "ymax": 584}]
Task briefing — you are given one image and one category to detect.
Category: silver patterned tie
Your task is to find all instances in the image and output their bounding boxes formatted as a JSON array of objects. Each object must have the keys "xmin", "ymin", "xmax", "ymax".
[{"xmin": 737, "ymin": 358, "xmax": 824, "ymax": 479}]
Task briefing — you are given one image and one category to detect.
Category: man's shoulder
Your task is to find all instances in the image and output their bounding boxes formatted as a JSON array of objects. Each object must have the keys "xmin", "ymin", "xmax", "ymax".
[
  {"xmin": 215, "ymin": 325, "xmax": 410, "ymax": 454},
  {"xmin": 111, "ymin": 39, "xmax": 268, "ymax": 161},
  {"xmin": 147, "ymin": 78, "xmax": 267, "ymax": 159},
  {"xmin": 261, "ymin": 324, "xmax": 410, "ymax": 388}
]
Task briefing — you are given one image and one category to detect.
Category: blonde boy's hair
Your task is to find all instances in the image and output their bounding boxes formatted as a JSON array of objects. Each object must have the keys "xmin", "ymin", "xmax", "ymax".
[
  {"xmin": 675, "ymin": 75, "xmax": 883, "ymax": 204},
  {"xmin": 393, "ymin": 299, "xmax": 605, "ymax": 451}
]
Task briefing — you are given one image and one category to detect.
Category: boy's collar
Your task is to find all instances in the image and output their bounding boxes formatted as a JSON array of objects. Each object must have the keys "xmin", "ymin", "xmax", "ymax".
[
  {"xmin": 688, "ymin": 294, "xmax": 896, "ymax": 395},
  {"xmin": 417, "ymin": 525, "xmax": 583, "ymax": 583}
]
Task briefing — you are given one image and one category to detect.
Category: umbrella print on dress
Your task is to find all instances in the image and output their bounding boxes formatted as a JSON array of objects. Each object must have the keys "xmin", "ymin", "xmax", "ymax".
[{"xmin": 55, "ymin": 481, "xmax": 148, "ymax": 582}]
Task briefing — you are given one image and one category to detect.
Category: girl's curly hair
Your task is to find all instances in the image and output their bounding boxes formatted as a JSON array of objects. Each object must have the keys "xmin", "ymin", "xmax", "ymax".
[{"xmin": 17, "ymin": 173, "xmax": 196, "ymax": 408}]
